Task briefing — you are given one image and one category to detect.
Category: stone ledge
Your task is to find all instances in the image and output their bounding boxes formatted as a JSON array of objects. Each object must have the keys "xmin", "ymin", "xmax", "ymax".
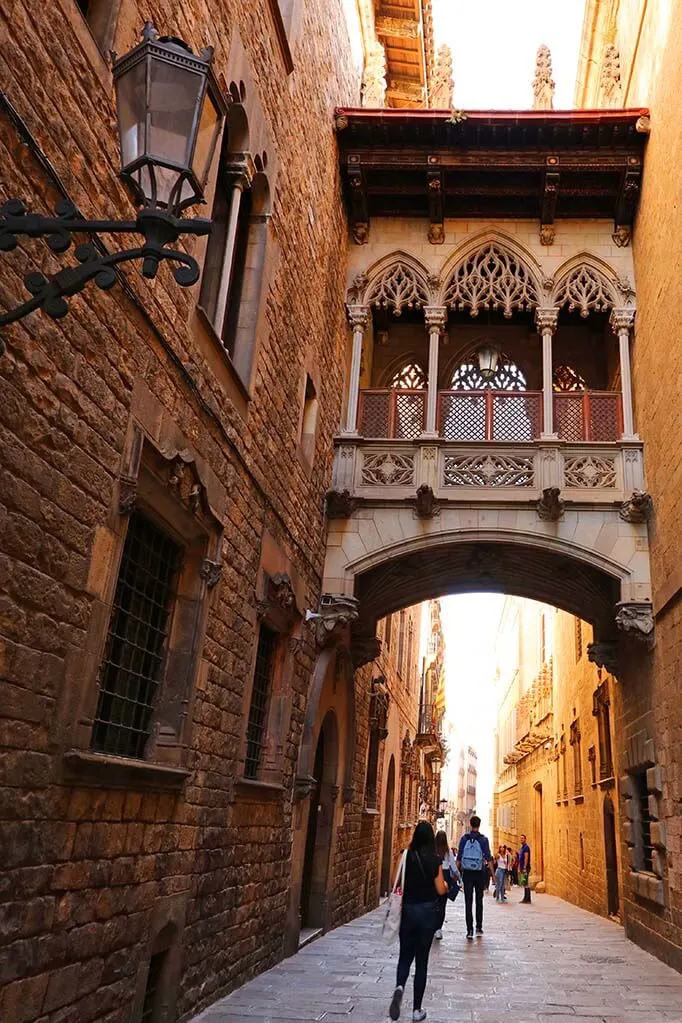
[
  {"xmin": 62, "ymin": 749, "xmax": 190, "ymax": 791},
  {"xmin": 234, "ymin": 778, "xmax": 285, "ymax": 802},
  {"xmin": 629, "ymin": 870, "xmax": 666, "ymax": 906}
]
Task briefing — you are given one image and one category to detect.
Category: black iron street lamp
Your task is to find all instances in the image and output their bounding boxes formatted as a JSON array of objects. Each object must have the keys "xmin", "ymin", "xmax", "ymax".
[{"xmin": 0, "ymin": 22, "xmax": 227, "ymax": 353}]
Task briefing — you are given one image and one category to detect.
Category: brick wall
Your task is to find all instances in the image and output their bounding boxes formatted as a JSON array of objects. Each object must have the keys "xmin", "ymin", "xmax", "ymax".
[{"xmin": 0, "ymin": 1, "xmax": 363, "ymax": 1020}]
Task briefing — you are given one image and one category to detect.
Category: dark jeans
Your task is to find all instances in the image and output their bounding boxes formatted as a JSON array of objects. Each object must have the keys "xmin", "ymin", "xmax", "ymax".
[
  {"xmin": 396, "ymin": 900, "xmax": 437, "ymax": 1011},
  {"xmin": 462, "ymin": 869, "xmax": 487, "ymax": 933},
  {"xmin": 435, "ymin": 892, "xmax": 447, "ymax": 930}
]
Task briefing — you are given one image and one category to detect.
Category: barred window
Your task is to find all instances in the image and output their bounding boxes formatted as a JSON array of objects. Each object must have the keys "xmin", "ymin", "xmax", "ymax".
[
  {"xmin": 91, "ymin": 513, "xmax": 181, "ymax": 759},
  {"xmin": 244, "ymin": 625, "xmax": 278, "ymax": 779}
]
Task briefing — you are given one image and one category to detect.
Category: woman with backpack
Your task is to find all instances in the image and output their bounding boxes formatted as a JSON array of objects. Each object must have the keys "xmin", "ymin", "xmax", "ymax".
[
  {"xmin": 433, "ymin": 830, "xmax": 460, "ymax": 940},
  {"xmin": 389, "ymin": 821, "xmax": 448, "ymax": 1022}
]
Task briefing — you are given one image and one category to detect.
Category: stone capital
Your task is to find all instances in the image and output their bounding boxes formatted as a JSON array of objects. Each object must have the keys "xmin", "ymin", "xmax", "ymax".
[
  {"xmin": 615, "ymin": 601, "xmax": 654, "ymax": 646},
  {"xmin": 610, "ymin": 307, "xmax": 635, "ymax": 334},
  {"xmin": 424, "ymin": 306, "xmax": 448, "ymax": 333},
  {"xmin": 534, "ymin": 307, "xmax": 558, "ymax": 334},
  {"xmin": 347, "ymin": 304, "xmax": 370, "ymax": 333}
]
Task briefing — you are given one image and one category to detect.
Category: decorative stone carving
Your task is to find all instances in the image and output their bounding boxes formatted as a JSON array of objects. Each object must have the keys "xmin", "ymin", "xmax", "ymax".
[
  {"xmin": 369, "ymin": 679, "xmax": 390, "ymax": 740},
  {"xmin": 160, "ymin": 449, "xmax": 210, "ymax": 517},
  {"xmin": 346, "ymin": 274, "xmax": 368, "ymax": 305},
  {"xmin": 615, "ymin": 601, "xmax": 655, "ymax": 645},
  {"xmin": 599, "ymin": 44, "xmax": 622, "ymax": 108},
  {"xmin": 424, "ymin": 306, "xmax": 448, "ymax": 334},
  {"xmin": 314, "ymin": 594, "xmax": 359, "ymax": 650},
  {"xmin": 587, "ymin": 641, "xmax": 618, "ymax": 676},
  {"xmin": 443, "ymin": 453, "xmax": 535, "ymax": 488},
  {"xmin": 430, "ymin": 43, "xmax": 454, "ymax": 109},
  {"xmin": 326, "ymin": 488, "xmax": 357, "ymax": 518},
  {"xmin": 333, "ymin": 113, "xmax": 349, "ymax": 131},
  {"xmin": 537, "ymin": 486, "xmax": 564, "ymax": 521},
  {"xmin": 619, "ymin": 490, "xmax": 652, "ymax": 523},
  {"xmin": 118, "ymin": 476, "xmax": 137, "ymax": 515},
  {"xmin": 539, "ymin": 224, "xmax": 555, "ymax": 246},
  {"xmin": 366, "ymin": 262, "xmax": 430, "ymax": 315},
  {"xmin": 361, "ymin": 452, "xmax": 415, "ymax": 487},
  {"xmin": 351, "ymin": 634, "xmax": 382, "ymax": 669},
  {"xmin": 293, "ymin": 774, "xmax": 317, "ymax": 801},
  {"xmin": 532, "ymin": 45, "xmax": 555, "ymax": 110},
  {"xmin": 352, "ymin": 222, "xmax": 369, "ymax": 245},
  {"xmin": 535, "ymin": 307, "xmax": 558, "ymax": 335},
  {"xmin": 609, "ymin": 307, "xmax": 635, "ymax": 334},
  {"xmin": 362, "ymin": 45, "xmax": 387, "ymax": 108},
  {"xmin": 635, "ymin": 115, "xmax": 651, "ymax": 134},
  {"xmin": 555, "ymin": 265, "xmax": 615, "ymax": 317},
  {"xmin": 375, "ymin": 15, "xmax": 419, "ymax": 38},
  {"xmin": 612, "ymin": 226, "xmax": 631, "ymax": 248},
  {"xmin": 563, "ymin": 454, "xmax": 617, "ymax": 489},
  {"xmin": 410, "ymin": 483, "xmax": 439, "ymax": 519},
  {"xmin": 200, "ymin": 559, "xmax": 223, "ymax": 589},
  {"xmin": 428, "ymin": 223, "xmax": 445, "ymax": 245},
  {"xmin": 443, "ymin": 242, "xmax": 539, "ymax": 318}
]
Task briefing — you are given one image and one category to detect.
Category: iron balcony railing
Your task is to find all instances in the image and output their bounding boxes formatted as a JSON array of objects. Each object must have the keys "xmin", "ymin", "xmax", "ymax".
[{"xmin": 357, "ymin": 388, "xmax": 623, "ymax": 443}]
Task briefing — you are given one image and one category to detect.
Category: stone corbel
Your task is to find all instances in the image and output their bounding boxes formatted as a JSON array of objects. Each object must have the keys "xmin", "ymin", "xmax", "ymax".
[
  {"xmin": 257, "ymin": 572, "xmax": 299, "ymax": 629},
  {"xmin": 314, "ymin": 594, "xmax": 359, "ymax": 650},
  {"xmin": 587, "ymin": 641, "xmax": 619, "ymax": 676},
  {"xmin": 619, "ymin": 490, "xmax": 652, "ymax": 524},
  {"xmin": 293, "ymin": 774, "xmax": 317, "ymax": 802},
  {"xmin": 536, "ymin": 486, "xmax": 564, "ymax": 521},
  {"xmin": 200, "ymin": 559, "xmax": 223, "ymax": 589},
  {"xmin": 326, "ymin": 488, "xmax": 357, "ymax": 519},
  {"xmin": 615, "ymin": 601, "xmax": 655, "ymax": 646},
  {"xmin": 351, "ymin": 634, "xmax": 382, "ymax": 669},
  {"xmin": 118, "ymin": 476, "xmax": 137, "ymax": 515},
  {"xmin": 410, "ymin": 483, "xmax": 439, "ymax": 519}
]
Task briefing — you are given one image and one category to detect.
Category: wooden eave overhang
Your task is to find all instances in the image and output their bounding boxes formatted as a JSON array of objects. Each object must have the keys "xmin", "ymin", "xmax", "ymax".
[
  {"xmin": 334, "ymin": 107, "xmax": 650, "ymax": 239},
  {"xmin": 374, "ymin": 0, "xmax": 434, "ymax": 108}
]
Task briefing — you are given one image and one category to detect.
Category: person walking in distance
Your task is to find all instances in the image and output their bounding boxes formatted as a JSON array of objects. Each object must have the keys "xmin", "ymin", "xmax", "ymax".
[
  {"xmin": 494, "ymin": 845, "xmax": 508, "ymax": 902},
  {"xmin": 519, "ymin": 834, "xmax": 532, "ymax": 904},
  {"xmin": 433, "ymin": 830, "xmax": 460, "ymax": 939},
  {"xmin": 389, "ymin": 821, "xmax": 448, "ymax": 1022},
  {"xmin": 456, "ymin": 815, "xmax": 492, "ymax": 940}
]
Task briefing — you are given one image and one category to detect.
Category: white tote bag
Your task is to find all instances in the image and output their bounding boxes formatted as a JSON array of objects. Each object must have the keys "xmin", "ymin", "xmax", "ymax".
[{"xmin": 382, "ymin": 849, "xmax": 407, "ymax": 942}]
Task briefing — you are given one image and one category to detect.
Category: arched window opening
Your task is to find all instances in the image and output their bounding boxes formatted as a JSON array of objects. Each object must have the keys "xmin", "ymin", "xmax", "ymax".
[
  {"xmin": 389, "ymin": 362, "xmax": 427, "ymax": 389},
  {"xmin": 450, "ymin": 358, "xmax": 527, "ymax": 391},
  {"xmin": 553, "ymin": 365, "xmax": 587, "ymax": 391}
]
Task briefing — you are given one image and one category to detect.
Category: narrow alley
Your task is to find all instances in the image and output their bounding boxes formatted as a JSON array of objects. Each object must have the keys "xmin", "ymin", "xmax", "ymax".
[{"xmin": 191, "ymin": 894, "xmax": 682, "ymax": 1023}]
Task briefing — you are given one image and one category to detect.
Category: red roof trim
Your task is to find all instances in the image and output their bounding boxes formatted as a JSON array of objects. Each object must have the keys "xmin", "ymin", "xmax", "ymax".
[{"xmin": 335, "ymin": 107, "xmax": 649, "ymax": 124}]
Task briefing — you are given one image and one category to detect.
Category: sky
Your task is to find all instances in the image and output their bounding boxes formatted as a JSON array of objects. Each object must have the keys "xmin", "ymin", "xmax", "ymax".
[{"xmin": 432, "ymin": 0, "xmax": 587, "ymax": 109}]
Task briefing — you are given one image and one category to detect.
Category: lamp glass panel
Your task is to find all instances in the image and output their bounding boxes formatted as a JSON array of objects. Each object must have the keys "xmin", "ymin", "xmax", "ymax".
[
  {"xmin": 191, "ymin": 91, "xmax": 220, "ymax": 182},
  {"xmin": 148, "ymin": 60, "xmax": 202, "ymax": 168},
  {"xmin": 116, "ymin": 59, "xmax": 147, "ymax": 168}
]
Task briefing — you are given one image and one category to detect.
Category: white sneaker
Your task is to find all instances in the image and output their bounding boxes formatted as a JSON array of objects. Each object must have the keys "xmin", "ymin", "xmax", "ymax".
[
  {"xmin": 412, "ymin": 1011, "xmax": 427, "ymax": 1022},
  {"xmin": 434, "ymin": 929, "xmax": 443, "ymax": 940}
]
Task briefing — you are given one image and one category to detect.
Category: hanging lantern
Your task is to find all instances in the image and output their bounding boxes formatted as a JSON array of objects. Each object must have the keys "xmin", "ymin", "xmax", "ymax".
[{"xmin": 476, "ymin": 342, "xmax": 501, "ymax": 381}]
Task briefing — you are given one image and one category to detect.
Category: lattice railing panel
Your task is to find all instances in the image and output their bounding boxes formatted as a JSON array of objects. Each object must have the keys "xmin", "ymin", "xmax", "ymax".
[
  {"xmin": 359, "ymin": 391, "xmax": 391, "ymax": 438},
  {"xmin": 443, "ymin": 453, "xmax": 535, "ymax": 487},
  {"xmin": 554, "ymin": 394, "xmax": 584, "ymax": 442},
  {"xmin": 492, "ymin": 394, "xmax": 542, "ymax": 441},
  {"xmin": 395, "ymin": 391, "xmax": 426, "ymax": 439},
  {"xmin": 439, "ymin": 393, "xmax": 486, "ymax": 441},
  {"xmin": 361, "ymin": 451, "xmax": 416, "ymax": 486},
  {"xmin": 563, "ymin": 454, "xmax": 617, "ymax": 488},
  {"xmin": 589, "ymin": 393, "xmax": 621, "ymax": 442}
]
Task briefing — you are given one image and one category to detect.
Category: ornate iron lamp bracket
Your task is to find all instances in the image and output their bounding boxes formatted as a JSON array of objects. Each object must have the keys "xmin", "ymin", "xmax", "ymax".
[{"xmin": 0, "ymin": 198, "xmax": 212, "ymax": 352}]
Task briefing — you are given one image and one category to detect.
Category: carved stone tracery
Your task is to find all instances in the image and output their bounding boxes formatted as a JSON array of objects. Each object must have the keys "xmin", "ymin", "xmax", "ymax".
[
  {"xmin": 554, "ymin": 266, "xmax": 615, "ymax": 317},
  {"xmin": 430, "ymin": 44, "xmax": 454, "ymax": 109},
  {"xmin": 362, "ymin": 45, "xmax": 387, "ymax": 108},
  {"xmin": 443, "ymin": 243, "xmax": 539, "ymax": 318},
  {"xmin": 600, "ymin": 44, "xmax": 622, "ymax": 108},
  {"xmin": 366, "ymin": 262, "xmax": 430, "ymax": 316},
  {"xmin": 532, "ymin": 45, "xmax": 555, "ymax": 110}
]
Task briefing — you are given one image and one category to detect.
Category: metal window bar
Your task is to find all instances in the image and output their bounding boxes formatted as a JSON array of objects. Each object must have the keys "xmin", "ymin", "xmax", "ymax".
[
  {"xmin": 91, "ymin": 512, "xmax": 181, "ymax": 760},
  {"xmin": 244, "ymin": 624, "xmax": 278, "ymax": 779},
  {"xmin": 141, "ymin": 951, "xmax": 166, "ymax": 1023},
  {"xmin": 634, "ymin": 771, "xmax": 654, "ymax": 872}
]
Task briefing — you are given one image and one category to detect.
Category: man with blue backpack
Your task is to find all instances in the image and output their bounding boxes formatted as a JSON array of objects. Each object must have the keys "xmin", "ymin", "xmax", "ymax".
[{"xmin": 456, "ymin": 816, "xmax": 492, "ymax": 940}]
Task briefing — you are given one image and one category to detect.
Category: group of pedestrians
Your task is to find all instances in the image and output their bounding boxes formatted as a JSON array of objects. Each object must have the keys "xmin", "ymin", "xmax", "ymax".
[
  {"xmin": 493, "ymin": 836, "xmax": 531, "ymax": 903},
  {"xmin": 387, "ymin": 816, "xmax": 532, "ymax": 1021}
]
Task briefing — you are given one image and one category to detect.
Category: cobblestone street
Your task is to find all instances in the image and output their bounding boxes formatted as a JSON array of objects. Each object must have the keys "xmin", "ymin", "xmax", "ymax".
[{"xmin": 192, "ymin": 894, "xmax": 682, "ymax": 1023}]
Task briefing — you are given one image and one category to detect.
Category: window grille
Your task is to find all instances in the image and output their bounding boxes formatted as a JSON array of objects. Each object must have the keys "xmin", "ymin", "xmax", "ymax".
[
  {"xmin": 553, "ymin": 364, "xmax": 587, "ymax": 391},
  {"xmin": 141, "ymin": 951, "xmax": 165, "ymax": 1023},
  {"xmin": 244, "ymin": 624, "xmax": 277, "ymax": 779},
  {"xmin": 450, "ymin": 358, "xmax": 527, "ymax": 391},
  {"xmin": 91, "ymin": 512, "xmax": 181, "ymax": 760},
  {"xmin": 633, "ymin": 770, "xmax": 654, "ymax": 872},
  {"xmin": 390, "ymin": 362, "xmax": 427, "ymax": 389}
]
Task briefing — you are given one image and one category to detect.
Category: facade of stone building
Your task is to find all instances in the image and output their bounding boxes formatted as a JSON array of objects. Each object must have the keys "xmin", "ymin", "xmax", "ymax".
[
  {"xmin": 493, "ymin": 598, "xmax": 622, "ymax": 920},
  {"xmin": 575, "ymin": 0, "xmax": 682, "ymax": 969}
]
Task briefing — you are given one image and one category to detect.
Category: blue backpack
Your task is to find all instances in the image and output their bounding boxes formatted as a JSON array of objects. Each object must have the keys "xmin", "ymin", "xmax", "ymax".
[{"xmin": 461, "ymin": 835, "xmax": 484, "ymax": 871}]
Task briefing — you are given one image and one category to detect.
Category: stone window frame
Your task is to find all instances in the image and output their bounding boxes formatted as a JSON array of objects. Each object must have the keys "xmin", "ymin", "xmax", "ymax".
[
  {"xmin": 62, "ymin": 409, "xmax": 226, "ymax": 791},
  {"xmin": 364, "ymin": 677, "xmax": 389, "ymax": 810},
  {"xmin": 570, "ymin": 717, "xmax": 583, "ymax": 800},
  {"xmin": 237, "ymin": 569, "xmax": 301, "ymax": 790},
  {"xmin": 55, "ymin": 0, "xmax": 119, "ymax": 90},
  {"xmin": 72, "ymin": 0, "xmax": 122, "ymax": 54},
  {"xmin": 297, "ymin": 365, "xmax": 321, "ymax": 473},
  {"xmin": 621, "ymin": 730, "xmax": 666, "ymax": 907},
  {"xmin": 593, "ymin": 679, "xmax": 614, "ymax": 782}
]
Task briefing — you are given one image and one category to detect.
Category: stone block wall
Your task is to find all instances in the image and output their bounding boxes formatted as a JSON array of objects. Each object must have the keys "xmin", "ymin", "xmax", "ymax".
[{"xmin": 0, "ymin": 1, "xmax": 363, "ymax": 1020}]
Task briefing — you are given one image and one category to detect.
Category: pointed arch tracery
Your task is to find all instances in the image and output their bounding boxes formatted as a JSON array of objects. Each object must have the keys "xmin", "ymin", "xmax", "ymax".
[
  {"xmin": 442, "ymin": 241, "xmax": 540, "ymax": 318},
  {"xmin": 552, "ymin": 262, "xmax": 620, "ymax": 317},
  {"xmin": 363, "ymin": 258, "xmax": 431, "ymax": 316},
  {"xmin": 389, "ymin": 361, "xmax": 427, "ymax": 389}
]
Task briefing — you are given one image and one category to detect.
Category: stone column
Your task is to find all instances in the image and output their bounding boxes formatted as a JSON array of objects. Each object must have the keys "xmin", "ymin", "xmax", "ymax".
[
  {"xmin": 423, "ymin": 306, "xmax": 448, "ymax": 437},
  {"xmin": 343, "ymin": 305, "xmax": 370, "ymax": 435},
  {"xmin": 535, "ymin": 308, "xmax": 559, "ymax": 439},
  {"xmin": 213, "ymin": 158, "xmax": 254, "ymax": 334},
  {"xmin": 610, "ymin": 308, "xmax": 637, "ymax": 439}
]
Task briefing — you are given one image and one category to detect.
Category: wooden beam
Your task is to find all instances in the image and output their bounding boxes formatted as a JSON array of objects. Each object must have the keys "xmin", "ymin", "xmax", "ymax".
[{"xmin": 376, "ymin": 15, "xmax": 420, "ymax": 38}]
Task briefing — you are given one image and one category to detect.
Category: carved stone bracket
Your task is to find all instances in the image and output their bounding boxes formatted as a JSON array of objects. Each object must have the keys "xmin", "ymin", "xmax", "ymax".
[
  {"xmin": 410, "ymin": 483, "xmax": 439, "ymax": 519},
  {"xmin": 351, "ymin": 634, "xmax": 382, "ymax": 669},
  {"xmin": 615, "ymin": 601, "xmax": 655, "ymax": 646},
  {"xmin": 537, "ymin": 486, "xmax": 564, "ymax": 521},
  {"xmin": 326, "ymin": 488, "xmax": 357, "ymax": 519},
  {"xmin": 257, "ymin": 572, "xmax": 298, "ymax": 628},
  {"xmin": 118, "ymin": 476, "xmax": 137, "ymax": 515},
  {"xmin": 293, "ymin": 774, "xmax": 317, "ymax": 802},
  {"xmin": 587, "ymin": 641, "xmax": 619, "ymax": 676},
  {"xmin": 619, "ymin": 490, "xmax": 652, "ymax": 524},
  {"xmin": 370, "ymin": 678, "xmax": 390, "ymax": 741},
  {"xmin": 315, "ymin": 594, "xmax": 359, "ymax": 650},
  {"xmin": 200, "ymin": 559, "xmax": 223, "ymax": 589}
]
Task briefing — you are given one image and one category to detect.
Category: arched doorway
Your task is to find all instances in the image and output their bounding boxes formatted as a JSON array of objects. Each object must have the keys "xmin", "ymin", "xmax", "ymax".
[
  {"xmin": 603, "ymin": 793, "xmax": 619, "ymax": 916},
  {"xmin": 533, "ymin": 782, "xmax": 544, "ymax": 881},
  {"xmin": 380, "ymin": 756, "xmax": 396, "ymax": 895},
  {"xmin": 300, "ymin": 711, "xmax": 339, "ymax": 932}
]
